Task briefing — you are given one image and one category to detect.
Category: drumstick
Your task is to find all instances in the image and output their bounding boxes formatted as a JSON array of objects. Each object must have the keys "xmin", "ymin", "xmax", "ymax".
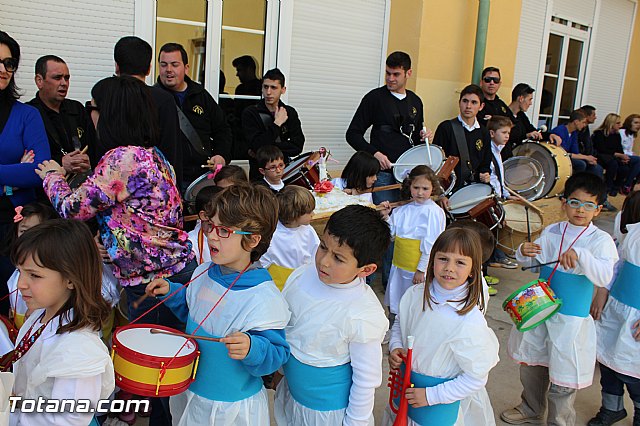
[
  {"xmin": 448, "ymin": 194, "xmax": 494, "ymax": 211},
  {"xmin": 375, "ymin": 200, "xmax": 411, "ymax": 211},
  {"xmin": 150, "ymin": 328, "xmax": 221, "ymax": 342},
  {"xmin": 184, "ymin": 214, "xmax": 198, "ymax": 222},
  {"xmin": 525, "ymin": 205, "xmax": 532, "ymax": 242},
  {"xmin": 521, "ymin": 260, "xmax": 558, "ymax": 271},
  {"xmin": 389, "ymin": 163, "xmax": 428, "ymax": 167},
  {"xmin": 505, "ymin": 186, "xmax": 543, "ymax": 214},
  {"xmin": 79, "ymin": 145, "xmax": 89, "ymax": 155},
  {"xmin": 368, "ymin": 183, "xmax": 402, "ymax": 193},
  {"xmin": 132, "ymin": 293, "xmax": 148, "ymax": 310}
]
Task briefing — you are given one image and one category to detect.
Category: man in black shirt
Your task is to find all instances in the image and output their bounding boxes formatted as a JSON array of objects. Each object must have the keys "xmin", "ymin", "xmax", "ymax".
[
  {"xmin": 156, "ymin": 42, "xmax": 232, "ymax": 191},
  {"xmin": 346, "ymin": 51, "xmax": 429, "ymax": 204},
  {"xmin": 577, "ymin": 105, "xmax": 597, "ymax": 156},
  {"xmin": 242, "ymin": 68, "xmax": 305, "ymax": 180},
  {"xmin": 28, "ymin": 55, "xmax": 92, "ymax": 175},
  {"xmin": 477, "ymin": 66, "xmax": 510, "ymax": 125}
]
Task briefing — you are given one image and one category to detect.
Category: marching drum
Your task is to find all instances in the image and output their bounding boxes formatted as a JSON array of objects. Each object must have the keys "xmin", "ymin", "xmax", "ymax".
[
  {"xmin": 503, "ymin": 279, "xmax": 562, "ymax": 331},
  {"xmin": 513, "ymin": 141, "xmax": 572, "ymax": 198},
  {"xmin": 503, "ymin": 156, "xmax": 545, "ymax": 201},
  {"xmin": 184, "ymin": 172, "xmax": 218, "ymax": 215},
  {"xmin": 393, "ymin": 145, "xmax": 457, "ymax": 195},
  {"xmin": 282, "ymin": 152, "xmax": 322, "ymax": 189},
  {"xmin": 112, "ymin": 324, "xmax": 200, "ymax": 397},
  {"xmin": 497, "ymin": 201, "xmax": 544, "ymax": 257},
  {"xmin": 447, "ymin": 183, "xmax": 505, "ymax": 230}
]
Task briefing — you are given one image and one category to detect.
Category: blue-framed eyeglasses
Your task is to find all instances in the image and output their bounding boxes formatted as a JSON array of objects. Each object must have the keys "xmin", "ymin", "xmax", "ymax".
[
  {"xmin": 198, "ymin": 212, "xmax": 253, "ymax": 238},
  {"xmin": 566, "ymin": 198, "xmax": 599, "ymax": 211}
]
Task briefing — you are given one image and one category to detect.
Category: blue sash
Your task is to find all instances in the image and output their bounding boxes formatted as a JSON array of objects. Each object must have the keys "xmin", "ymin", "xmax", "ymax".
[
  {"xmin": 283, "ymin": 355, "xmax": 352, "ymax": 411},
  {"xmin": 393, "ymin": 365, "xmax": 460, "ymax": 425},
  {"xmin": 540, "ymin": 266, "xmax": 593, "ymax": 317},
  {"xmin": 90, "ymin": 417, "xmax": 100, "ymax": 426},
  {"xmin": 610, "ymin": 261, "xmax": 640, "ymax": 310},
  {"xmin": 186, "ymin": 318, "xmax": 263, "ymax": 402}
]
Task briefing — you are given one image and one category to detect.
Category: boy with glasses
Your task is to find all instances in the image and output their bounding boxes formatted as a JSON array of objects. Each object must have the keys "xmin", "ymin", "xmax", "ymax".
[{"xmin": 254, "ymin": 145, "xmax": 286, "ymax": 193}]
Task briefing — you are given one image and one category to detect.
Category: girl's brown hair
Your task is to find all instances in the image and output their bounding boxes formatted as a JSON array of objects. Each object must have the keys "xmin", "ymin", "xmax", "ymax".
[
  {"xmin": 10, "ymin": 219, "xmax": 111, "ymax": 333},
  {"xmin": 277, "ymin": 186, "xmax": 315, "ymax": 225},
  {"xmin": 206, "ymin": 184, "xmax": 278, "ymax": 262},
  {"xmin": 400, "ymin": 165, "xmax": 443, "ymax": 200},
  {"xmin": 620, "ymin": 190, "xmax": 640, "ymax": 234},
  {"xmin": 423, "ymin": 227, "xmax": 485, "ymax": 315},
  {"xmin": 622, "ymin": 113, "xmax": 640, "ymax": 138}
]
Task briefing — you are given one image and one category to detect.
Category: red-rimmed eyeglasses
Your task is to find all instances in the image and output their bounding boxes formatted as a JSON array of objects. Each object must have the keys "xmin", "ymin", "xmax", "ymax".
[{"xmin": 198, "ymin": 212, "xmax": 253, "ymax": 238}]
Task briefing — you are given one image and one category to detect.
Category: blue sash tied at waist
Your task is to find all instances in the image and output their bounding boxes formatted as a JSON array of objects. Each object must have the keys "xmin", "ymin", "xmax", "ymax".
[
  {"xmin": 540, "ymin": 266, "xmax": 593, "ymax": 318},
  {"xmin": 610, "ymin": 261, "xmax": 640, "ymax": 310}
]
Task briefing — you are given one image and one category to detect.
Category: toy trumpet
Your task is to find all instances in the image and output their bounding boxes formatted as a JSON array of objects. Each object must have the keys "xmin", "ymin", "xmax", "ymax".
[{"xmin": 388, "ymin": 335, "xmax": 415, "ymax": 426}]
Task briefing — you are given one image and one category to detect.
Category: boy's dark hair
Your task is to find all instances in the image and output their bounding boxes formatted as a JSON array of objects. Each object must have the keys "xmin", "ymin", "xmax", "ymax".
[
  {"xmin": 341, "ymin": 151, "xmax": 380, "ymax": 192},
  {"xmin": 487, "ymin": 116, "xmax": 513, "ymax": 133},
  {"xmin": 481, "ymin": 66, "xmax": 501, "ymax": 78},
  {"xmin": 386, "ymin": 51, "xmax": 411, "ymax": 71},
  {"xmin": 35, "ymin": 55, "xmax": 65, "ymax": 78},
  {"xmin": 262, "ymin": 68, "xmax": 285, "ymax": 87},
  {"xmin": 0, "ymin": 31, "xmax": 22, "ymax": 102},
  {"xmin": 195, "ymin": 185, "xmax": 223, "ymax": 213},
  {"xmin": 206, "ymin": 185, "xmax": 278, "ymax": 262},
  {"xmin": 563, "ymin": 172, "xmax": 606, "ymax": 205},
  {"xmin": 620, "ymin": 190, "xmax": 640, "ymax": 234},
  {"xmin": 277, "ymin": 186, "xmax": 315, "ymax": 225},
  {"xmin": 324, "ymin": 205, "xmax": 391, "ymax": 267},
  {"xmin": 446, "ymin": 219, "xmax": 494, "ymax": 263},
  {"xmin": 256, "ymin": 145, "xmax": 284, "ymax": 169},
  {"xmin": 511, "ymin": 83, "xmax": 535, "ymax": 102},
  {"xmin": 569, "ymin": 109, "xmax": 586, "ymax": 122},
  {"xmin": 2, "ymin": 202, "xmax": 59, "ymax": 256},
  {"xmin": 213, "ymin": 165, "xmax": 248, "ymax": 185},
  {"xmin": 158, "ymin": 42, "xmax": 189, "ymax": 65},
  {"xmin": 114, "ymin": 36, "xmax": 152, "ymax": 76},
  {"xmin": 400, "ymin": 165, "xmax": 443, "ymax": 200},
  {"xmin": 459, "ymin": 84, "xmax": 484, "ymax": 103}
]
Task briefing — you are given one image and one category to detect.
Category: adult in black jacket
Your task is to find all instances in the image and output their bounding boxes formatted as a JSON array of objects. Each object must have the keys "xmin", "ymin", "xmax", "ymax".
[
  {"xmin": 156, "ymin": 42, "xmax": 232, "ymax": 189},
  {"xmin": 242, "ymin": 68, "xmax": 304, "ymax": 180},
  {"xmin": 477, "ymin": 66, "xmax": 510, "ymax": 125}
]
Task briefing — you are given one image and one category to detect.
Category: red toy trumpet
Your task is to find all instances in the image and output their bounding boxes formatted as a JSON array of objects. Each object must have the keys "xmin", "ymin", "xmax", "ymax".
[{"xmin": 388, "ymin": 335, "xmax": 415, "ymax": 426}]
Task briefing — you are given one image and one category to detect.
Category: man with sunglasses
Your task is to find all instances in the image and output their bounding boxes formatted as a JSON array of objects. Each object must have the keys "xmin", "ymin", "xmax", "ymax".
[
  {"xmin": 477, "ymin": 66, "xmax": 510, "ymax": 125},
  {"xmin": 28, "ymin": 55, "xmax": 94, "ymax": 176}
]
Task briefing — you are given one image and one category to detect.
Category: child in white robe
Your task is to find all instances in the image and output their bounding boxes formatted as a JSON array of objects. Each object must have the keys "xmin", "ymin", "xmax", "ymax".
[
  {"xmin": 384, "ymin": 165, "xmax": 445, "ymax": 321},
  {"xmin": 7, "ymin": 219, "xmax": 114, "ymax": 426},
  {"xmin": 188, "ymin": 186, "xmax": 223, "ymax": 265},
  {"xmin": 501, "ymin": 173, "xmax": 618, "ymax": 425},
  {"xmin": 260, "ymin": 185, "xmax": 319, "ymax": 290},
  {"xmin": 147, "ymin": 185, "xmax": 290, "ymax": 426},
  {"xmin": 330, "ymin": 151, "xmax": 380, "ymax": 205},
  {"xmin": 274, "ymin": 205, "xmax": 390, "ymax": 426},
  {"xmin": 589, "ymin": 190, "xmax": 640, "ymax": 425},
  {"xmin": 384, "ymin": 227, "xmax": 499, "ymax": 426}
]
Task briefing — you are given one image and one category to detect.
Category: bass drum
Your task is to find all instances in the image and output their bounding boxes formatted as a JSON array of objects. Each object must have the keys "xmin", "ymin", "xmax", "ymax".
[
  {"xmin": 503, "ymin": 156, "xmax": 545, "ymax": 201},
  {"xmin": 513, "ymin": 142, "xmax": 572, "ymax": 198},
  {"xmin": 282, "ymin": 152, "xmax": 322, "ymax": 189},
  {"xmin": 497, "ymin": 201, "xmax": 544, "ymax": 257}
]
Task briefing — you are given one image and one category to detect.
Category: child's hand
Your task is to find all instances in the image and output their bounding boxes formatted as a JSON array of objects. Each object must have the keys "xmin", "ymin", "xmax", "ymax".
[
  {"xmin": 558, "ymin": 248, "xmax": 578, "ymax": 270},
  {"xmin": 343, "ymin": 188, "xmax": 353, "ymax": 195},
  {"xmin": 405, "ymin": 387, "xmax": 428, "ymax": 408},
  {"xmin": 590, "ymin": 287, "xmax": 609, "ymax": 320},
  {"xmin": 520, "ymin": 242, "xmax": 541, "ymax": 257},
  {"xmin": 20, "ymin": 150, "xmax": 34, "ymax": 164},
  {"xmin": 412, "ymin": 270, "xmax": 425, "ymax": 284},
  {"xmin": 633, "ymin": 319, "xmax": 640, "ymax": 341},
  {"xmin": 220, "ymin": 332, "xmax": 251, "ymax": 360},
  {"xmin": 378, "ymin": 201, "xmax": 391, "ymax": 219},
  {"xmin": 146, "ymin": 279, "xmax": 169, "ymax": 297},
  {"xmin": 389, "ymin": 348, "xmax": 407, "ymax": 370},
  {"xmin": 94, "ymin": 232, "xmax": 111, "ymax": 263}
]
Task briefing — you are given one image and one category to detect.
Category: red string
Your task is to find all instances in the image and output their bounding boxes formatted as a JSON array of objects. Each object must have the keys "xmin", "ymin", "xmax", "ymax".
[
  {"xmin": 0, "ymin": 288, "xmax": 18, "ymax": 303},
  {"xmin": 546, "ymin": 223, "xmax": 590, "ymax": 284}
]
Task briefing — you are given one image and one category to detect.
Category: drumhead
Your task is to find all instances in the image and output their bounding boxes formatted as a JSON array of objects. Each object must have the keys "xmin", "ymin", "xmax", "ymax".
[
  {"xmin": 521, "ymin": 303, "xmax": 561, "ymax": 330},
  {"xmin": 448, "ymin": 183, "xmax": 493, "ymax": 215},
  {"xmin": 393, "ymin": 145, "xmax": 445, "ymax": 182},
  {"xmin": 116, "ymin": 326, "xmax": 197, "ymax": 357},
  {"xmin": 184, "ymin": 173, "xmax": 217, "ymax": 203},
  {"xmin": 513, "ymin": 142, "xmax": 565, "ymax": 198},
  {"xmin": 503, "ymin": 157, "xmax": 544, "ymax": 193},
  {"xmin": 503, "ymin": 202, "xmax": 544, "ymax": 234}
]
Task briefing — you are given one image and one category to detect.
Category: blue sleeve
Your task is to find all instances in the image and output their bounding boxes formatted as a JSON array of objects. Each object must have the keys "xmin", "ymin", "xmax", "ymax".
[
  {"xmin": 157, "ymin": 280, "xmax": 189, "ymax": 323},
  {"xmin": 568, "ymin": 133, "xmax": 579, "ymax": 154},
  {"xmin": 242, "ymin": 328, "xmax": 290, "ymax": 376}
]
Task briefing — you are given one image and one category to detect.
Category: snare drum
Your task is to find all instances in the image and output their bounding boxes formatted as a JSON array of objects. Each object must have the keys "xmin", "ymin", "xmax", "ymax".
[
  {"xmin": 184, "ymin": 173, "xmax": 217, "ymax": 215},
  {"xmin": 497, "ymin": 201, "xmax": 544, "ymax": 256},
  {"xmin": 503, "ymin": 156, "xmax": 545, "ymax": 201},
  {"xmin": 503, "ymin": 279, "xmax": 562, "ymax": 331},
  {"xmin": 393, "ymin": 145, "xmax": 456, "ymax": 194},
  {"xmin": 282, "ymin": 152, "xmax": 322, "ymax": 189},
  {"xmin": 112, "ymin": 324, "xmax": 200, "ymax": 397},
  {"xmin": 513, "ymin": 141, "xmax": 572, "ymax": 198},
  {"xmin": 447, "ymin": 183, "xmax": 505, "ymax": 230}
]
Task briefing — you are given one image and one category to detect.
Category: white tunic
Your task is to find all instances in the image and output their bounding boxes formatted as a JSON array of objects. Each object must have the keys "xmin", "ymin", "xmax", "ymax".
[
  {"xmin": 597, "ymin": 222, "xmax": 640, "ymax": 378},
  {"xmin": 613, "ymin": 211, "xmax": 625, "ymax": 247},
  {"xmin": 384, "ymin": 280, "xmax": 499, "ymax": 426},
  {"xmin": 619, "ymin": 129, "xmax": 636, "ymax": 157},
  {"xmin": 187, "ymin": 221, "xmax": 211, "ymax": 264},
  {"xmin": 274, "ymin": 264, "xmax": 388, "ymax": 426},
  {"xmin": 168, "ymin": 263, "xmax": 290, "ymax": 426},
  {"xmin": 385, "ymin": 199, "xmax": 446, "ymax": 314},
  {"xmin": 10, "ymin": 309, "xmax": 114, "ymax": 426},
  {"xmin": 511, "ymin": 221, "xmax": 618, "ymax": 388},
  {"xmin": 259, "ymin": 221, "xmax": 319, "ymax": 273}
]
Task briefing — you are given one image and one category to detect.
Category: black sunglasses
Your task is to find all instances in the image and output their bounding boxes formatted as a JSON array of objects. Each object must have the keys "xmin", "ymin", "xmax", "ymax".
[
  {"xmin": 0, "ymin": 57, "xmax": 18, "ymax": 73},
  {"xmin": 483, "ymin": 77, "xmax": 500, "ymax": 84}
]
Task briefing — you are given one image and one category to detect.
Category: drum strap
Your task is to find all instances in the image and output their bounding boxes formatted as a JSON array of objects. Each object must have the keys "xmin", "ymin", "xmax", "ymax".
[
  {"xmin": 449, "ymin": 119, "xmax": 473, "ymax": 183},
  {"xmin": 176, "ymin": 106, "xmax": 210, "ymax": 157},
  {"xmin": 491, "ymin": 155, "xmax": 505, "ymax": 196}
]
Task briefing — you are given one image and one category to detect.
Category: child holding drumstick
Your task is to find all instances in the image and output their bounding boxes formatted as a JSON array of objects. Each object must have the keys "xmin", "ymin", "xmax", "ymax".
[{"xmin": 501, "ymin": 173, "xmax": 618, "ymax": 425}]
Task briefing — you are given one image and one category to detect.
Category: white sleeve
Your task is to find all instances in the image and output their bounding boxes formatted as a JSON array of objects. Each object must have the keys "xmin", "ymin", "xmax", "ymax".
[
  {"xmin": 604, "ymin": 259, "xmax": 624, "ymax": 291},
  {"xmin": 572, "ymin": 234, "xmax": 618, "ymax": 288},
  {"xmin": 425, "ymin": 373, "xmax": 487, "ymax": 405},
  {"xmin": 188, "ymin": 229, "xmax": 201, "ymax": 264},
  {"xmin": 343, "ymin": 341, "xmax": 382, "ymax": 426},
  {"xmin": 417, "ymin": 208, "xmax": 446, "ymax": 272},
  {"xmin": 388, "ymin": 314, "xmax": 403, "ymax": 352}
]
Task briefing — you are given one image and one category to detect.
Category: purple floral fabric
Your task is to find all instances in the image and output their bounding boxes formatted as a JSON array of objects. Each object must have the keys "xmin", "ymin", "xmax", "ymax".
[{"xmin": 44, "ymin": 146, "xmax": 194, "ymax": 286}]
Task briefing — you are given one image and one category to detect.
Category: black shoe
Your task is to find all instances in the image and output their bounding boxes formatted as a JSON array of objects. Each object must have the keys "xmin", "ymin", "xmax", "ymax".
[
  {"xmin": 609, "ymin": 189, "xmax": 619, "ymax": 197},
  {"xmin": 587, "ymin": 407, "xmax": 627, "ymax": 426}
]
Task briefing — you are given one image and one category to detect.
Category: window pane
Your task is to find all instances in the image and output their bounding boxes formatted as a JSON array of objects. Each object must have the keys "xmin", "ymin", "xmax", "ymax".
[
  {"xmin": 157, "ymin": 0, "xmax": 206, "ymax": 23},
  {"xmin": 222, "ymin": 0, "xmax": 266, "ymax": 30},
  {"xmin": 559, "ymin": 79, "xmax": 577, "ymax": 116},
  {"xmin": 545, "ymin": 34, "xmax": 563, "ymax": 75},
  {"xmin": 565, "ymin": 39, "xmax": 583, "ymax": 79},
  {"xmin": 540, "ymin": 76, "xmax": 558, "ymax": 116},
  {"xmin": 537, "ymin": 116, "xmax": 553, "ymax": 131}
]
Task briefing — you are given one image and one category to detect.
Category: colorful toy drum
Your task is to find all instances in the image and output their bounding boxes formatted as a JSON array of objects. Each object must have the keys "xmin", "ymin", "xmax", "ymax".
[
  {"xmin": 111, "ymin": 324, "xmax": 200, "ymax": 397},
  {"xmin": 502, "ymin": 279, "xmax": 562, "ymax": 331}
]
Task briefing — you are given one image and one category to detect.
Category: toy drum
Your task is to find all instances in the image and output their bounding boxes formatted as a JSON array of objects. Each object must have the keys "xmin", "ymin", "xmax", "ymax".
[
  {"xmin": 497, "ymin": 201, "xmax": 544, "ymax": 256},
  {"xmin": 282, "ymin": 152, "xmax": 322, "ymax": 189},
  {"xmin": 447, "ymin": 183, "xmax": 504, "ymax": 230},
  {"xmin": 513, "ymin": 141, "xmax": 572, "ymax": 198},
  {"xmin": 502, "ymin": 279, "xmax": 562, "ymax": 331},
  {"xmin": 112, "ymin": 324, "xmax": 200, "ymax": 397}
]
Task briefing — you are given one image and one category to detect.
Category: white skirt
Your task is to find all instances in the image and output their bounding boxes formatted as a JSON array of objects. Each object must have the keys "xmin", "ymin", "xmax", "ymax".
[
  {"xmin": 384, "ymin": 266, "xmax": 416, "ymax": 315},
  {"xmin": 508, "ymin": 312, "xmax": 596, "ymax": 389},
  {"xmin": 596, "ymin": 296, "xmax": 640, "ymax": 379},
  {"xmin": 169, "ymin": 388, "xmax": 269, "ymax": 426}
]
